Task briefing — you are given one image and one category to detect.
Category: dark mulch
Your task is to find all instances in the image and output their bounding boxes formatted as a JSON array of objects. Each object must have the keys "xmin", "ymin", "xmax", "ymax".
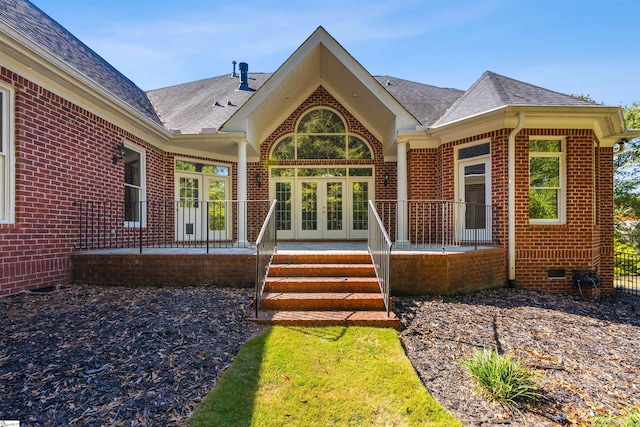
[
  {"xmin": 3, "ymin": 285, "xmax": 639, "ymax": 426},
  {"xmin": 0, "ymin": 285, "xmax": 264, "ymax": 426},
  {"xmin": 397, "ymin": 288, "xmax": 640, "ymax": 426}
]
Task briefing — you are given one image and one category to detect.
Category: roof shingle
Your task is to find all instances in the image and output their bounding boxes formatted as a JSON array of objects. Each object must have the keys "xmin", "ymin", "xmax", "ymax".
[{"xmin": 0, "ymin": 0, "xmax": 162, "ymax": 125}]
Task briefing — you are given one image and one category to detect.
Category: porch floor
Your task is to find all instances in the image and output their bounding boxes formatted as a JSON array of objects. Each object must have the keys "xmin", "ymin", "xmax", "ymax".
[{"xmin": 76, "ymin": 241, "xmax": 498, "ymax": 255}]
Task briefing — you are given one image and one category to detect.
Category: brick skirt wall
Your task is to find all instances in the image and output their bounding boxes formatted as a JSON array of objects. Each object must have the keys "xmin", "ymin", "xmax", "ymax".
[
  {"xmin": 70, "ymin": 253, "xmax": 256, "ymax": 287},
  {"xmin": 71, "ymin": 249, "xmax": 508, "ymax": 295},
  {"xmin": 390, "ymin": 248, "xmax": 507, "ymax": 295}
]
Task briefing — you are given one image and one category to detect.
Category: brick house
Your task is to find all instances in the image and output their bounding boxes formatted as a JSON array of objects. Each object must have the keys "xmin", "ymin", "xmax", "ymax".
[{"xmin": 1, "ymin": 0, "xmax": 637, "ymax": 297}]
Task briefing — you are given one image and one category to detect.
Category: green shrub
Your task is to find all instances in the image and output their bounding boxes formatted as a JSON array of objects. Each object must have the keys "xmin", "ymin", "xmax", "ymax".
[
  {"xmin": 593, "ymin": 407, "xmax": 640, "ymax": 427},
  {"xmin": 461, "ymin": 349, "xmax": 540, "ymax": 408}
]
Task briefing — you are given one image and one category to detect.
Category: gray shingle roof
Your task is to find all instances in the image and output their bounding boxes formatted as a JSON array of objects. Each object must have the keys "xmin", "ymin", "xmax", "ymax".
[
  {"xmin": 147, "ymin": 73, "xmax": 466, "ymax": 133},
  {"xmin": 147, "ymin": 73, "xmax": 273, "ymax": 133},
  {"xmin": 373, "ymin": 76, "xmax": 464, "ymax": 126},
  {"xmin": 435, "ymin": 71, "xmax": 596, "ymax": 126},
  {"xmin": 0, "ymin": 0, "xmax": 162, "ymax": 125}
]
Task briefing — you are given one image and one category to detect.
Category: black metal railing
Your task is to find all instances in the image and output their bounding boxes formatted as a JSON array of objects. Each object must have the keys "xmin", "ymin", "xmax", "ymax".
[
  {"xmin": 368, "ymin": 200, "xmax": 392, "ymax": 316},
  {"xmin": 614, "ymin": 251, "xmax": 640, "ymax": 296},
  {"xmin": 373, "ymin": 200, "xmax": 500, "ymax": 251},
  {"xmin": 255, "ymin": 200, "xmax": 278, "ymax": 317},
  {"xmin": 74, "ymin": 200, "xmax": 272, "ymax": 253}
]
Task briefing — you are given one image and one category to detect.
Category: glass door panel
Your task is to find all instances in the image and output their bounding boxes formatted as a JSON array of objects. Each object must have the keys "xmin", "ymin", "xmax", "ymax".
[
  {"xmin": 298, "ymin": 181, "xmax": 319, "ymax": 239},
  {"xmin": 274, "ymin": 180, "xmax": 294, "ymax": 239},
  {"xmin": 207, "ymin": 178, "xmax": 228, "ymax": 240},
  {"xmin": 349, "ymin": 180, "xmax": 370, "ymax": 239},
  {"xmin": 323, "ymin": 181, "xmax": 346, "ymax": 239}
]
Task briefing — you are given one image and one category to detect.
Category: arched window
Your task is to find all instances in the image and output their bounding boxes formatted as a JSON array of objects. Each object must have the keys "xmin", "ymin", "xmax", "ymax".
[{"xmin": 271, "ymin": 109, "xmax": 372, "ymax": 160}]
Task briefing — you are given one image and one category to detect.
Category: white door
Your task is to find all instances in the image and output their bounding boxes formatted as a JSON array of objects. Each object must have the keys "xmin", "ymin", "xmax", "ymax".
[
  {"xmin": 457, "ymin": 158, "xmax": 491, "ymax": 242},
  {"xmin": 175, "ymin": 173, "xmax": 230, "ymax": 241},
  {"xmin": 297, "ymin": 179, "xmax": 347, "ymax": 239}
]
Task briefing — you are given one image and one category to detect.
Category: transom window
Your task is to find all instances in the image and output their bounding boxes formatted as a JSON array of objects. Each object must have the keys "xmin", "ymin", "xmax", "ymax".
[
  {"xmin": 271, "ymin": 108, "xmax": 372, "ymax": 160},
  {"xmin": 529, "ymin": 138, "xmax": 565, "ymax": 223},
  {"xmin": 176, "ymin": 160, "xmax": 230, "ymax": 176}
]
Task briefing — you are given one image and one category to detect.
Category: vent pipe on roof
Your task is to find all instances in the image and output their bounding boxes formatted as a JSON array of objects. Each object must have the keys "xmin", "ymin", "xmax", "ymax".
[
  {"xmin": 232, "ymin": 60, "xmax": 237, "ymax": 78},
  {"xmin": 238, "ymin": 62, "xmax": 249, "ymax": 90}
]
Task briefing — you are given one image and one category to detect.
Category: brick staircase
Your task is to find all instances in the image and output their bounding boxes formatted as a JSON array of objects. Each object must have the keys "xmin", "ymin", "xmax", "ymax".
[{"xmin": 251, "ymin": 252, "xmax": 400, "ymax": 328}]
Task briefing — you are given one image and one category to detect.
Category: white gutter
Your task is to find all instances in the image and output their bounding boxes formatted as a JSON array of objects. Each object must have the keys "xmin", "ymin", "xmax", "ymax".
[{"xmin": 508, "ymin": 113, "xmax": 525, "ymax": 284}]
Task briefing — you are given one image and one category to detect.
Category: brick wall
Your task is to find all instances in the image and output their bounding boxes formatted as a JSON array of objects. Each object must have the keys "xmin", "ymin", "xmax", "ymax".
[
  {"xmin": 391, "ymin": 248, "xmax": 507, "ymax": 295},
  {"xmin": 256, "ymin": 85, "xmax": 397, "ymax": 203},
  {"xmin": 0, "ymin": 66, "xmax": 169, "ymax": 295},
  {"xmin": 70, "ymin": 253, "xmax": 255, "ymax": 287},
  {"xmin": 407, "ymin": 128, "xmax": 613, "ymax": 294}
]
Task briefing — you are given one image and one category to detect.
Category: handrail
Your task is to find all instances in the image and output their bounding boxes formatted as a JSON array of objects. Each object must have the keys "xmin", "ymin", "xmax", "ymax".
[
  {"xmin": 373, "ymin": 199, "xmax": 498, "ymax": 250},
  {"xmin": 255, "ymin": 199, "xmax": 278, "ymax": 318},
  {"xmin": 73, "ymin": 199, "xmax": 272, "ymax": 253},
  {"xmin": 368, "ymin": 200, "xmax": 392, "ymax": 316}
]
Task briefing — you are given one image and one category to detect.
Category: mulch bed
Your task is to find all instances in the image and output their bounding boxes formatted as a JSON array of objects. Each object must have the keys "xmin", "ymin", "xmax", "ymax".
[
  {"xmin": 2, "ymin": 285, "xmax": 639, "ymax": 426},
  {"xmin": 397, "ymin": 288, "xmax": 640, "ymax": 426},
  {"xmin": 0, "ymin": 286, "xmax": 264, "ymax": 426}
]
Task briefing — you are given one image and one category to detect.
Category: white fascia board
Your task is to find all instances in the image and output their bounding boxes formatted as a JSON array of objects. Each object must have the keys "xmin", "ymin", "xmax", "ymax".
[{"xmin": 0, "ymin": 24, "xmax": 171, "ymax": 144}]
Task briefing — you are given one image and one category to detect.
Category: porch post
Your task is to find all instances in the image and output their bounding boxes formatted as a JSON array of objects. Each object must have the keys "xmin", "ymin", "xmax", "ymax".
[
  {"xmin": 237, "ymin": 140, "xmax": 248, "ymax": 246},
  {"xmin": 396, "ymin": 140, "xmax": 409, "ymax": 245}
]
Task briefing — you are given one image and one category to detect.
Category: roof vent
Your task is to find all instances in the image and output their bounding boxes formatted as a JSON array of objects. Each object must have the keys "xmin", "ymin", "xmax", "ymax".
[
  {"xmin": 231, "ymin": 60, "xmax": 237, "ymax": 78},
  {"xmin": 238, "ymin": 62, "xmax": 249, "ymax": 90}
]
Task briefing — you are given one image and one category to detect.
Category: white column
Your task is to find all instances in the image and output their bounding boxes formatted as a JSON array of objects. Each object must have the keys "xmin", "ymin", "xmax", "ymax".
[
  {"xmin": 396, "ymin": 140, "xmax": 409, "ymax": 245},
  {"xmin": 237, "ymin": 140, "xmax": 248, "ymax": 246}
]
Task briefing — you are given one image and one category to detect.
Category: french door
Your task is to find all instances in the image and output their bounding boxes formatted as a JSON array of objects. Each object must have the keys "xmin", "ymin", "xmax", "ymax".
[
  {"xmin": 297, "ymin": 179, "xmax": 347, "ymax": 239},
  {"xmin": 271, "ymin": 170, "xmax": 373, "ymax": 240},
  {"xmin": 175, "ymin": 173, "xmax": 230, "ymax": 241}
]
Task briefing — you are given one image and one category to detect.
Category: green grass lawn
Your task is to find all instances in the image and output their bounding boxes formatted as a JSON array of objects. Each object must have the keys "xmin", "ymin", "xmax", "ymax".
[{"xmin": 188, "ymin": 326, "xmax": 461, "ymax": 427}]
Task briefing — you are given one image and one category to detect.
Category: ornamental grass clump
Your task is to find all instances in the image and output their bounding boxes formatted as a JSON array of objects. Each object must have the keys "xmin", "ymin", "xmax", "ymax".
[
  {"xmin": 462, "ymin": 349, "xmax": 540, "ymax": 408},
  {"xmin": 593, "ymin": 407, "xmax": 640, "ymax": 427}
]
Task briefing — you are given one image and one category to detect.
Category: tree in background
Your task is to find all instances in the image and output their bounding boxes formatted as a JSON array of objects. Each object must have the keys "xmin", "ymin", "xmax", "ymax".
[{"xmin": 614, "ymin": 102, "xmax": 640, "ymax": 251}]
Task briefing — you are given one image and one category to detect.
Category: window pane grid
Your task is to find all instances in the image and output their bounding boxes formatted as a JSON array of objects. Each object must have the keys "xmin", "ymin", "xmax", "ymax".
[
  {"xmin": 529, "ymin": 139, "xmax": 563, "ymax": 221},
  {"xmin": 275, "ymin": 182, "xmax": 292, "ymax": 231},
  {"xmin": 352, "ymin": 182, "xmax": 368, "ymax": 230}
]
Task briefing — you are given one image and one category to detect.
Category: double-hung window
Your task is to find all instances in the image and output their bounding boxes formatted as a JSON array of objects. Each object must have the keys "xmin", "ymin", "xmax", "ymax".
[
  {"xmin": 529, "ymin": 138, "xmax": 565, "ymax": 223},
  {"xmin": 123, "ymin": 144, "xmax": 146, "ymax": 227},
  {"xmin": 0, "ymin": 84, "xmax": 15, "ymax": 223}
]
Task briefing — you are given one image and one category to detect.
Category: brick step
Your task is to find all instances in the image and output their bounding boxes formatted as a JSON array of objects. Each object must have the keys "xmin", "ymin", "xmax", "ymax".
[
  {"xmin": 273, "ymin": 252, "xmax": 371, "ymax": 265},
  {"xmin": 259, "ymin": 292, "xmax": 386, "ymax": 311},
  {"xmin": 268, "ymin": 264, "xmax": 376, "ymax": 278},
  {"xmin": 265, "ymin": 277, "xmax": 380, "ymax": 293},
  {"xmin": 250, "ymin": 310, "xmax": 400, "ymax": 328}
]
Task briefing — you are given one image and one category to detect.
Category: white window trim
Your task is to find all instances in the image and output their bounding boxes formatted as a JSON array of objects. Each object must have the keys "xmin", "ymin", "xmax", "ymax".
[
  {"xmin": 124, "ymin": 142, "xmax": 146, "ymax": 228},
  {"xmin": 529, "ymin": 136, "xmax": 566, "ymax": 225},
  {"xmin": 0, "ymin": 83, "xmax": 15, "ymax": 224}
]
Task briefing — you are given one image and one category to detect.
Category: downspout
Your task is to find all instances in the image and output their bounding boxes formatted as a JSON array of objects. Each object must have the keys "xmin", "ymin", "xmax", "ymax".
[{"xmin": 508, "ymin": 113, "xmax": 525, "ymax": 286}]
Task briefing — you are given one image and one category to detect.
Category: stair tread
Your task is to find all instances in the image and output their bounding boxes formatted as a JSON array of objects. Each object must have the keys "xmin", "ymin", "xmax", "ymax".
[
  {"xmin": 251, "ymin": 310, "xmax": 399, "ymax": 323},
  {"xmin": 262, "ymin": 292, "xmax": 383, "ymax": 300},
  {"xmin": 271, "ymin": 263, "xmax": 374, "ymax": 268},
  {"xmin": 266, "ymin": 277, "xmax": 378, "ymax": 282}
]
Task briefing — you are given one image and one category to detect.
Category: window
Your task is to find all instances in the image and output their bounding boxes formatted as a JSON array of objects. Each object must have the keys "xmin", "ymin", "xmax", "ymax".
[
  {"xmin": 124, "ymin": 145, "xmax": 145, "ymax": 226},
  {"xmin": 0, "ymin": 84, "xmax": 15, "ymax": 223},
  {"xmin": 529, "ymin": 138, "xmax": 565, "ymax": 223},
  {"xmin": 271, "ymin": 108, "xmax": 372, "ymax": 160}
]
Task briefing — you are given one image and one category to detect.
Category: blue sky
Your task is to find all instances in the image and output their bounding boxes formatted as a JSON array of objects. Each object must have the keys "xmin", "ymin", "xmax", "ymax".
[{"xmin": 32, "ymin": 0, "xmax": 639, "ymax": 106}]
